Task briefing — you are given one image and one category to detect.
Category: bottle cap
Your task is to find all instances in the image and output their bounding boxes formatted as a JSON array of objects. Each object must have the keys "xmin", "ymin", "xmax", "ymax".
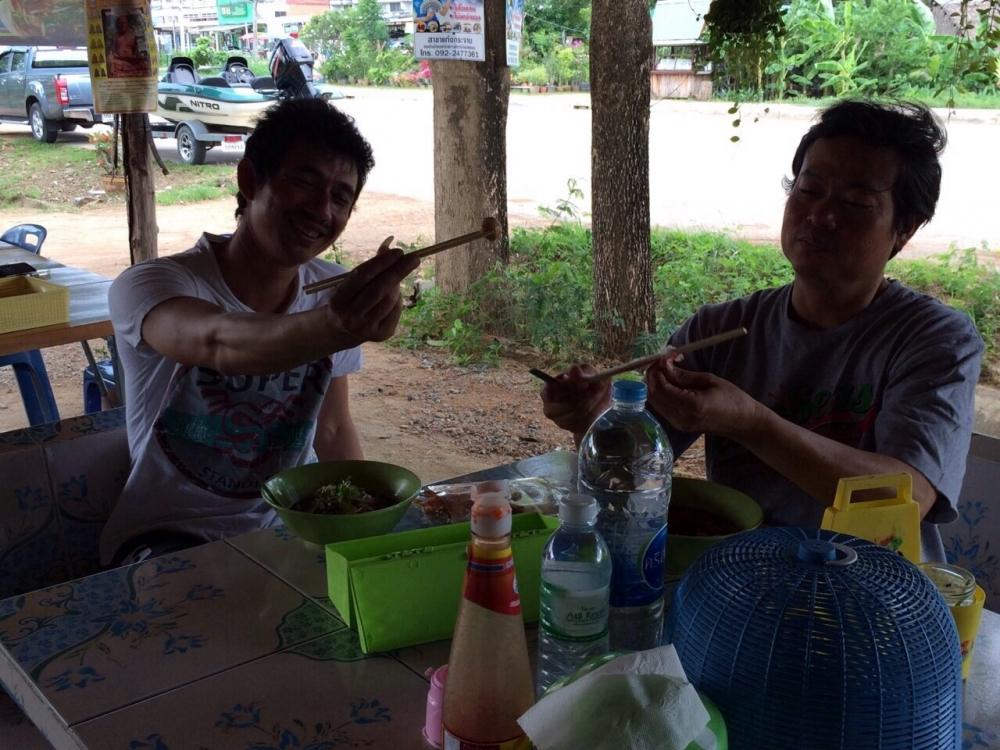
[
  {"xmin": 471, "ymin": 480, "xmax": 512, "ymax": 537},
  {"xmin": 612, "ymin": 379, "xmax": 647, "ymax": 403},
  {"xmin": 559, "ymin": 492, "xmax": 598, "ymax": 525}
]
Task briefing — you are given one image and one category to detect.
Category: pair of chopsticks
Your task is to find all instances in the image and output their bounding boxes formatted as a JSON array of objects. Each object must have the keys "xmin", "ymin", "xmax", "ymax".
[
  {"xmin": 304, "ymin": 217, "xmax": 501, "ymax": 295},
  {"xmin": 530, "ymin": 327, "xmax": 748, "ymax": 385}
]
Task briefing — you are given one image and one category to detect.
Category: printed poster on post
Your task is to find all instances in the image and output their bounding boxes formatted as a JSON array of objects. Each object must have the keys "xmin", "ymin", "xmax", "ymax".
[
  {"xmin": 412, "ymin": 0, "xmax": 485, "ymax": 62},
  {"xmin": 85, "ymin": 0, "xmax": 158, "ymax": 113},
  {"xmin": 505, "ymin": 0, "xmax": 523, "ymax": 67}
]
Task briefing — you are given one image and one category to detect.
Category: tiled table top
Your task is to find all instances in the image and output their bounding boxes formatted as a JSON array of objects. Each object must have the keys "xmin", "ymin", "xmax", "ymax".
[{"xmin": 2, "ymin": 450, "xmax": 998, "ymax": 749}]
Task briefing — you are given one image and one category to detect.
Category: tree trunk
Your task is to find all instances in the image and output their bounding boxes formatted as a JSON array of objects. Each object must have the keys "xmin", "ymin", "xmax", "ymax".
[
  {"xmin": 122, "ymin": 114, "xmax": 157, "ymax": 264},
  {"xmin": 430, "ymin": 0, "xmax": 510, "ymax": 296},
  {"xmin": 590, "ymin": 0, "xmax": 654, "ymax": 359}
]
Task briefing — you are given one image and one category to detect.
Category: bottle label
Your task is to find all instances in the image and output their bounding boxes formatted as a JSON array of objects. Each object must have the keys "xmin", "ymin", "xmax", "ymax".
[
  {"xmin": 606, "ymin": 521, "xmax": 667, "ymax": 608},
  {"xmin": 443, "ymin": 729, "xmax": 531, "ymax": 750},
  {"xmin": 542, "ymin": 584, "xmax": 610, "ymax": 641},
  {"xmin": 463, "ymin": 546, "xmax": 521, "ymax": 616}
]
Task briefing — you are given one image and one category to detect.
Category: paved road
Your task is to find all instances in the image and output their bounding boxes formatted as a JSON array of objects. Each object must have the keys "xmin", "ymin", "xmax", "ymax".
[
  {"xmin": 3, "ymin": 88, "xmax": 996, "ymax": 254},
  {"xmin": 334, "ymin": 87, "xmax": 1000, "ymax": 255}
]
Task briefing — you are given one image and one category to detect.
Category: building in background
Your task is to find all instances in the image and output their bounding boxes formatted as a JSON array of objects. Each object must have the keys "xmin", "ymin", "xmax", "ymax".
[
  {"xmin": 326, "ymin": 0, "xmax": 413, "ymax": 37},
  {"xmin": 150, "ymin": 0, "xmax": 332, "ymax": 55}
]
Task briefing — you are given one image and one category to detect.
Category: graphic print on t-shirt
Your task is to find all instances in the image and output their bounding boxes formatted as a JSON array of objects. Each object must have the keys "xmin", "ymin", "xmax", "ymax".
[
  {"xmin": 770, "ymin": 382, "xmax": 878, "ymax": 444},
  {"xmin": 154, "ymin": 359, "xmax": 333, "ymax": 497}
]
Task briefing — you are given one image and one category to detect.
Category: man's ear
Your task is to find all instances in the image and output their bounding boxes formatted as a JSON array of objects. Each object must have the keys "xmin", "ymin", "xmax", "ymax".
[
  {"xmin": 236, "ymin": 158, "xmax": 257, "ymax": 202},
  {"xmin": 891, "ymin": 220, "xmax": 919, "ymax": 258}
]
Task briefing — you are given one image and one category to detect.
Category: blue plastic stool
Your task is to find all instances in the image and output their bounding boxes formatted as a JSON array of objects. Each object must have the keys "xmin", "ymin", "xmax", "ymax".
[
  {"xmin": 1, "ymin": 223, "xmax": 47, "ymax": 253},
  {"xmin": 83, "ymin": 359, "xmax": 117, "ymax": 414},
  {"xmin": 0, "ymin": 350, "xmax": 60, "ymax": 425}
]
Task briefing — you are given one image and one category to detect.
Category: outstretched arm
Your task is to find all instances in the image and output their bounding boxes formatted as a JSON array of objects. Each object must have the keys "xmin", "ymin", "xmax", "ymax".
[{"xmin": 137, "ymin": 247, "xmax": 419, "ymax": 375}]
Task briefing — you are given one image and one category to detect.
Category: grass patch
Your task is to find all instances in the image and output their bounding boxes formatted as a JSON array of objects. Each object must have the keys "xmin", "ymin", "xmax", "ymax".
[
  {"xmin": 0, "ymin": 131, "xmax": 240, "ymax": 209},
  {"xmin": 0, "ymin": 135, "xmax": 100, "ymax": 208},
  {"xmin": 400, "ymin": 223, "xmax": 1000, "ymax": 380},
  {"xmin": 156, "ymin": 163, "xmax": 237, "ymax": 206}
]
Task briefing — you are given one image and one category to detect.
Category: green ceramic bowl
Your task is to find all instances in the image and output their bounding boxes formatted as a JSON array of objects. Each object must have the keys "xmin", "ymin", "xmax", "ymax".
[
  {"xmin": 666, "ymin": 477, "xmax": 763, "ymax": 577},
  {"xmin": 261, "ymin": 460, "xmax": 421, "ymax": 545}
]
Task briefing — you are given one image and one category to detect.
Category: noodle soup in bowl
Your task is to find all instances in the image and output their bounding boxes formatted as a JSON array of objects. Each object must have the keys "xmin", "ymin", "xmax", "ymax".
[{"xmin": 261, "ymin": 460, "xmax": 421, "ymax": 545}]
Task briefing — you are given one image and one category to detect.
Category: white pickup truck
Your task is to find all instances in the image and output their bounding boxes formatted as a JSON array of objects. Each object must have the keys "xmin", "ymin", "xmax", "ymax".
[{"xmin": 0, "ymin": 46, "xmax": 107, "ymax": 143}]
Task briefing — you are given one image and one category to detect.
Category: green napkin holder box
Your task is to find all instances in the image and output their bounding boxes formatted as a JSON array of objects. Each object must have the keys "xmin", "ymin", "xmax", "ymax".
[{"xmin": 326, "ymin": 514, "xmax": 559, "ymax": 653}]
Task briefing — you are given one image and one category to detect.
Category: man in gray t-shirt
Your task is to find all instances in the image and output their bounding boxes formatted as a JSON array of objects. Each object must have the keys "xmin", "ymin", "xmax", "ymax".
[
  {"xmin": 101, "ymin": 99, "xmax": 420, "ymax": 566},
  {"xmin": 541, "ymin": 101, "xmax": 983, "ymax": 562}
]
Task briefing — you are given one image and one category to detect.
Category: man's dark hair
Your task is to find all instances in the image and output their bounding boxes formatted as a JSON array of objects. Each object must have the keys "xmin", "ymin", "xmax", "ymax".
[
  {"xmin": 235, "ymin": 98, "xmax": 375, "ymax": 219},
  {"xmin": 783, "ymin": 100, "xmax": 946, "ymax": 253}
]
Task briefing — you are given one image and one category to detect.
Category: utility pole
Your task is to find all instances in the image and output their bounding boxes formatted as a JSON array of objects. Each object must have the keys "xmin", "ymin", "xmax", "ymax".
[{"xmin": 430, "ymin": 0, "xmax": 511, "ymax": 295}]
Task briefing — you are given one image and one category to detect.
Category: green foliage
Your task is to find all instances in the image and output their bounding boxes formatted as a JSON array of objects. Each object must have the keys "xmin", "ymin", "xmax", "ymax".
[
  {"xmin": 400, "ymin": 224, "xmax": 1000, "ymax": 380},
  {"xmin": 301, "ymin": 10, "xmax": 350, "ymax": 57},
  {"xmin": 309, "ymin": 2, "xmax": 416, "ymax": 84},
  {"xmin": 705, "ymin": 0, "xmax": 785, "ymax": 97},
  {"xmin": 179, "ymin": 37, "xmax": 227, "ymax": 68},
  {"xmin": 649, "ymin": 231, "xmax": 791, "ymax": 339},
  {"xmin": 397, "ymin": 285, "xmax": 503, "ymax": 365},
  {"xmin": 155, "ymin": 164, "xmax": 237, "ymax": 206},
  {"xmin": 522, "ymin": 0, "xmax": 590, "ymax": 44},
  {"xmin": 538, "ymin": 178, "xmax": 585, "ymax": 222},
  {"xmin": 771, "ymin": 0, "xmax": 1000, "ymax": 101}
]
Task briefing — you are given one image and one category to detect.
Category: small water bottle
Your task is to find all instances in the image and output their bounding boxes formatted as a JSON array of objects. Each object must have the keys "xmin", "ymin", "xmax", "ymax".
[
  {"xmin": 578, "ymin": 379, "xmax": 672, "ymax": 652},
  {"xmin": 536, "ymin": 493, "xmax": 612, "ymax": 696}
]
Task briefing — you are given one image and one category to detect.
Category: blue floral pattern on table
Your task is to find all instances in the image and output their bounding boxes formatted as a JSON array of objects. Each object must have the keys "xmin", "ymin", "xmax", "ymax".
[
  {"xmin": 45, "ymin": 666, "xmax": 105, "ymax": 692},
  {"xmin": 0, "ymin": 555, "xmax": 218, "ymax": 683},
  {"xmin": 946, "ymin": 499, "xmax": 998, "ymax": 606},
  {"xmin": 287, "ymin": 629, "xmax": 366, "ymax": 663},
  {"xmin": 964, "ymin": 721, "xmax": 1000, "ymax": 749},
  {"xmin": 127, "ymin": 698, "xmax": 392, "ymax": 749}
]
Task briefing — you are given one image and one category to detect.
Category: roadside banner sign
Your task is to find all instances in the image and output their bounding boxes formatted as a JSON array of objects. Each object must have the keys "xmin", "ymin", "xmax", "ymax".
[
  {"xmin": 505, "ymin": 0, "xmax": 523, "ymax": 67},
  {"xmin": 85, "ymin": 0, "xmax": 158, "ymax": 113},
  {"xmin": 412, "ymin": 0, "xmax": 485, "ymax": 62}
]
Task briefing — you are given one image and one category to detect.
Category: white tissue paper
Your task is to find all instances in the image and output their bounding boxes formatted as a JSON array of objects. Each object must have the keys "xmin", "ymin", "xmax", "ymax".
[{"xmin": 517, "ymin": 645, "xmax": 714, "ymax": 750}]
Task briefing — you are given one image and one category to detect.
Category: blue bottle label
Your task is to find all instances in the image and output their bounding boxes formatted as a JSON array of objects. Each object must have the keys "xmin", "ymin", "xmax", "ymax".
[
  {"xmin": 641, "ymin": 525, "xmax": 667, "ymax": 590},
  {"xmin": 607, "ymin": 522, "xmax": 667, "ymax": 607}
]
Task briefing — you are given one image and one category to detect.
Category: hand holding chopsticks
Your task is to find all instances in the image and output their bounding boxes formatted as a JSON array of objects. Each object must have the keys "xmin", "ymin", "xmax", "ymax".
[
  {"xmin": 304, "ymin": 217, "xmax": 501, "ymax": 295},
  {"xmin": 530, "ymin": 327, "xmax": 747, "ymax": 385},
  {"xmin": 580, "ymin": 327, "xmax": 747, "ymax": 382}
]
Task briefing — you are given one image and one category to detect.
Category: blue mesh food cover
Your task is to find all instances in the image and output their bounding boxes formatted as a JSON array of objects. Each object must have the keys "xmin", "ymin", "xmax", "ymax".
[{"xmin": 665, "ymin": 527, "xmax": 962, "ymax": 750}]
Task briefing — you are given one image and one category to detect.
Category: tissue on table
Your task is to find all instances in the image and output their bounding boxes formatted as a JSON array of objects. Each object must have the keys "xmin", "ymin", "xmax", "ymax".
[{"xmin": 517, "ymin": 645, "xmax": 713, "ymax": 750}]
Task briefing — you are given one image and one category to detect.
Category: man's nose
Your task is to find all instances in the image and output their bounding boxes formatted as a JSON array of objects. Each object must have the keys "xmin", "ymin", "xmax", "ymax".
[{"xmin": 807, "ymin": 195, "xmax": 837, "ymax": 229}]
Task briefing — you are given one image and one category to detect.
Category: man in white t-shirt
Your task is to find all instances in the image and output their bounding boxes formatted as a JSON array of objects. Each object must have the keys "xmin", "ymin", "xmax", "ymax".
[{"xmin": 102, "ymin": 98, "xmax": 420, "ymax": 566}]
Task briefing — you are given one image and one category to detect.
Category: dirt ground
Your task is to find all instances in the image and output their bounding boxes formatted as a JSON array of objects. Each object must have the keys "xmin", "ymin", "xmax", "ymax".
[{"xmin": 0, "ymin": 193, "xmax": 707, "ymax": 482}]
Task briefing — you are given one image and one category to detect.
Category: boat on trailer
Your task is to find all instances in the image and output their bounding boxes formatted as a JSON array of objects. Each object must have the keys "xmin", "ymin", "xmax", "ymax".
[{"xmin": 152, "ymin": 39, "xmax": 335, "ymax": 164}]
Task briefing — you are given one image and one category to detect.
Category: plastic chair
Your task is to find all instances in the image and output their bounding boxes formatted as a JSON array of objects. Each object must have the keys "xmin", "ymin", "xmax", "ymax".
[
  {"xmin": 0, "ymin": 350, "xmax": 59, "ymax": 425},
  {"xmin": 82, "ymin": 360, "xmax": 117, "ymax": 414},
  {"xmin": 1, "ymin": 223, "xmax": 47, "ymax": 254}
]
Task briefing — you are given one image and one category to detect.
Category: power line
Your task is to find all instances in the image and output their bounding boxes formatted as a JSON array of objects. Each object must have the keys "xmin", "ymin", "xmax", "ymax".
[{"xmin": 522, "ymin": 12, "xmax": 589, "ymax": 39}]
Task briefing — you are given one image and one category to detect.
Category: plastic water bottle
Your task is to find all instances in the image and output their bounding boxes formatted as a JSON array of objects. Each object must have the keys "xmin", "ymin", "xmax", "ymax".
[
  {"xmin": 536, "ymin": 493, "xmax": 612, "ymax": 696},
  {"xmin": 578, "ymin": 379, "xmax": 672, "ymax": 652}
]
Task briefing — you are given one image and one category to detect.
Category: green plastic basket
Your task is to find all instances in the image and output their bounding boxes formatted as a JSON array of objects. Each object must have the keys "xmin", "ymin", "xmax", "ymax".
[{"xmin": 326, "ymin": 513, "xmax": 559, "ymax": 653}]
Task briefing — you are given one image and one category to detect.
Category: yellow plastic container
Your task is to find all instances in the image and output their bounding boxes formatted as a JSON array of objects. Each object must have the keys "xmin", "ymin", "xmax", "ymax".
[
  {"xmin": 821, "ymin": 473, "xmax": 921, "ymax": 563},
  {"xmin": 0, "ymin": 276, "xmax": 69, "ymax": 334}
]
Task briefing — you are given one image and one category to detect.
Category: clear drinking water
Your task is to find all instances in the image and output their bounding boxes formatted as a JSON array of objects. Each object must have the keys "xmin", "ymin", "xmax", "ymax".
[
  {"xmin": 536, "ymin": 493, "xmax": 612, "ymax": 696},
  {"xmin": 578, "ymin": 380, "xmax": 672, "ymax": 652}
]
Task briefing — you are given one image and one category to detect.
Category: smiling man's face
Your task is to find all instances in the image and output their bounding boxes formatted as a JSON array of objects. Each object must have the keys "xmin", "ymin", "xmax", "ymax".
[{"xmin": 238, "ymin": 140, "xmax": 359, "ymax": 269}]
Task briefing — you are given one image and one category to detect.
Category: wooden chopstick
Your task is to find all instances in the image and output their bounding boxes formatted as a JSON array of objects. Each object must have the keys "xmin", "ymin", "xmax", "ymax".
[
  {"xmin": 579, "ymin": 327, "xmax": 748, "ymax": 382},
  {"xmin": 304, "ymin": 217, "xmax": 500, "ymax": 295}
]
